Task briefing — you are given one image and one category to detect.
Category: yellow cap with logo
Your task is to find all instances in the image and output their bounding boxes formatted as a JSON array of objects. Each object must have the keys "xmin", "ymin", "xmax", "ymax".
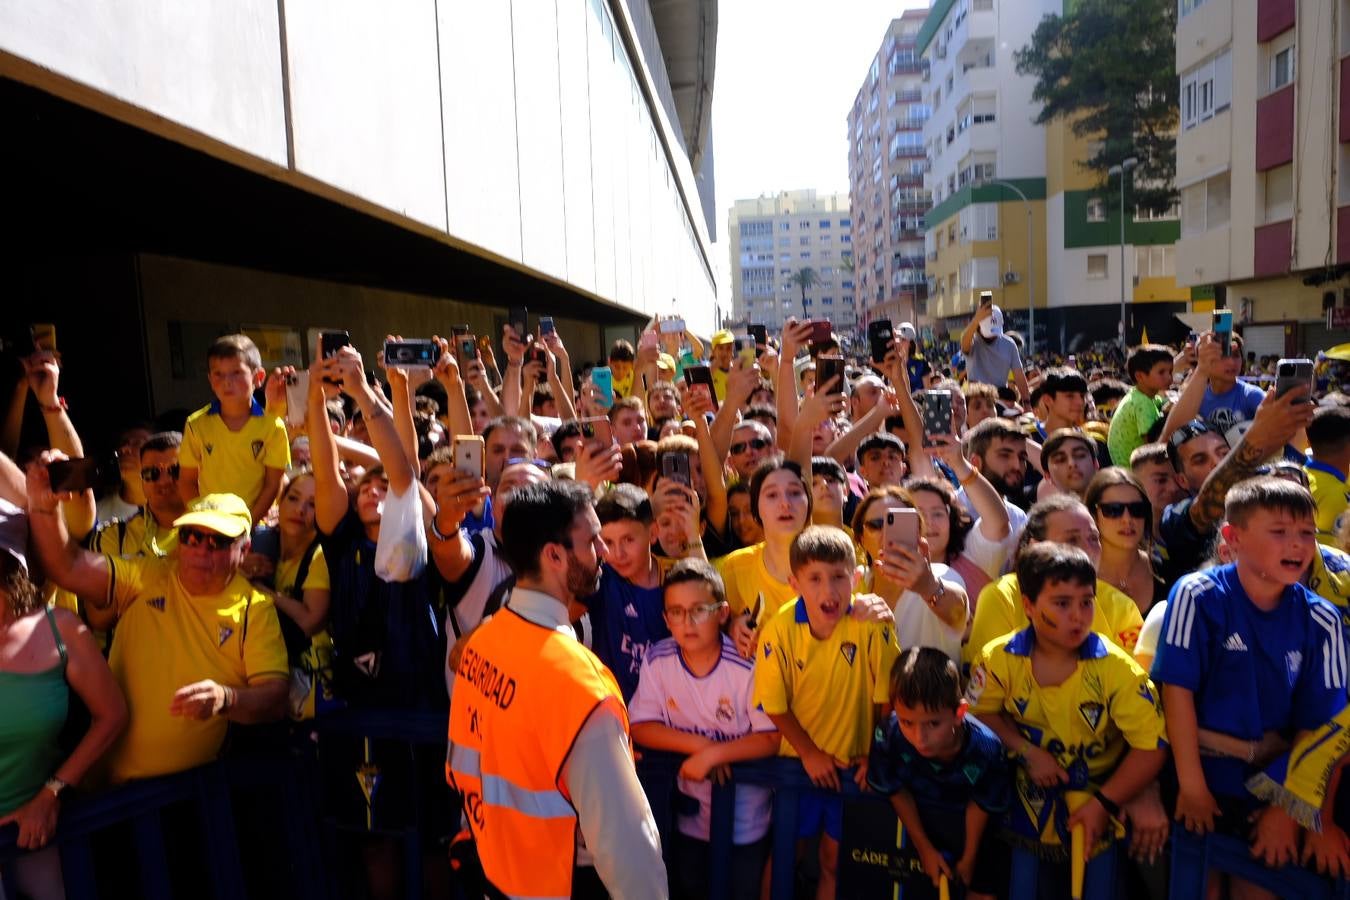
[{"xmin": 173, "ymin": 493, "xmax": 252, "ymax": 538}]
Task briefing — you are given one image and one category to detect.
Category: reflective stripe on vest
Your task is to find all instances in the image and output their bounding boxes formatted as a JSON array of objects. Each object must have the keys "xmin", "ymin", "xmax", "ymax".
[{"xmin": 448, "ymin": 745, "xmax": 573, "ymax": 821}]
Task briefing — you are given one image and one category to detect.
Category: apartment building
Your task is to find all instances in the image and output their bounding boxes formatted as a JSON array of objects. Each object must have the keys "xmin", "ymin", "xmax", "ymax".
[
  {"xmin": 920, "ymin": 0, "xmax": 1052, "ymax": 343},
  {"xmin": 729, "ymin": 190, "xmax": 854, "ymax": 333},
  {"xmin": 1175, "ymin": 0, "xmax": 1350, "ymax": 358},
  {"xmin": 847, "ymin": 9, "xmax": 931, "ymax": 333},
  {"xmin": 920, "ymin": 0, "xmax": 1190, "ymax": 352}
]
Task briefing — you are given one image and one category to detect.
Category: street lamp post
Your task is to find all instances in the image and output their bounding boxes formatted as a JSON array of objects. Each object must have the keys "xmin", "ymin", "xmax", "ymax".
[
  {"xmin": 1108, "ymin": 157, "xmax": 1139, "ymax": 353},
  {"xmin": 982, "ymin": 180, "xmax": 1035, "ymax": 359}
]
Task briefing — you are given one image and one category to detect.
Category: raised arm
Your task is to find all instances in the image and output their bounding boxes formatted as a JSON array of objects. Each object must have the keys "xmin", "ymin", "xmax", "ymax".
[
  {"xmin": 928, "ymin": 434, "xmax": 1009, "ymax": 541},
  {"xmin": 708, "ymin": 359, "xmax": 759, "ymax": 462},
  {"xmin": 774, "ymin": 320, "xmax": 813, "ymax": 444},
  {"xmin": 960, "ymin": 301, "xmax": 993, "ymax": 355},
  {"xmin": 432, "ymin": 337, "xmax": 474, "ymax": 439},
  {"xmin": 306, "ymin": 342, "xmax": 352, "ymax": 537},
  {"xmin": 329, "ymin": 346, "xmax": 415, "ymax": 497},
  {"xmin": 1188, "ymin": 386, "xmax": 1313, "ymax": 532},
  {"xmin": 26, "ymin": 353, "xmax": 94, "ymax": 539},
  {"xmin": 542, "ymin": 335, "xmax": 577, "ymax": 422},
  {"xmin": 0, "ymin": 451, "xmax": 26, "ymax": 507},
  {"xmin": 686, "ymin": 405, "xmax": 727, "ymax": 534},
  {"xmin": 498, "ymin": 326, "xmax": 527, "ymax": 419},
  {"xmin": 25, "ymin": 454, "xmax": 113, "ymax": 618},
  {"xmin": 382, "ymin": 341, "xmax": 422, "ymax": 480},
  {"xmin": 1160, "ymin": 334, "xmax": 1219, "ymax": 443}
]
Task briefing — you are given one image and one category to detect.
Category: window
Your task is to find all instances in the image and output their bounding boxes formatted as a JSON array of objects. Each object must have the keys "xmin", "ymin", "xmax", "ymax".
[
  {"xmin": 819, "ymin": 219, "xmax": 832, "ymax": 228},
  {"xmin": 1135, "ymin": 246, "xmax": 1176, "ymax": 278},
  {"xmin": 1181, "ymin": 172, "xmax": 1231, "ymax": 236},
  {"xmin": 800, "ymin": 237, "xmax": 810, "ymax": 246},
  {"xmin": 1087, "ymin": 254, "xmax": 1109, "ymax": 279},
  {"xmin": 1180, "ymin": 49, "xmax": 1231, "ymax": 130},
  {"xmin": 821, "ymin": 297, "xmax": 834, "ymax": 306},
  {"xmin": 1134, "ymin": 202, "xmax": 1181, "ymax": 221},
  {"xmin": 1179, "ymin": 0, "xmax": 1209, "ymax": 17},
  {"xmin": 800, "ymin": 252, "xmax": 811, "ymax": 259},
  {"xmin": 1086, "ymin": 198, "xmax": 1106, "ymax": 223},
  {"xmin": 778, "ymin": 222, "xmax": 790, "ymax": 231},
  {"xmin": 1271, "ymin": 46, "xmax": 1295, "ymax": 92},
  {"xmin": 799, "ymin": 220, "xmax": 811, "ymax": 229},
  {"xmin": 839, "ymin": 218, "xmax": 852, "ymax": 228},
  {"xmin": 1261, "ymin": 163, "xmax": 1294, "ymax": 223}
]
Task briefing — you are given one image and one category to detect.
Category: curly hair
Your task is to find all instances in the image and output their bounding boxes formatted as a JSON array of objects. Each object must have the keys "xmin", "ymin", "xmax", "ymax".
[{"xmin": 1, "ymin": 553, "xmax": 39, "ymax": 618}]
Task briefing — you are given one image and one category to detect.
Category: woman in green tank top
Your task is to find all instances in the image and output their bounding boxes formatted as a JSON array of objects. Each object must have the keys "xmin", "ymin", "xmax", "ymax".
[{"xmin": 0, "ymin": 530, "xmax": 126, "ymax": 897}]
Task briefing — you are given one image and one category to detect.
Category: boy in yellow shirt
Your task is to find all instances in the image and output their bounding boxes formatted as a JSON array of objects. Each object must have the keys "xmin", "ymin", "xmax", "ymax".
[
  {"xmin": 753, "ymin": 525, "xmax": 900, "ymax": 900},
  {"xmin": 968, "ymin": 542, "xmax": 1166, "ymax": 868},
  {"xmin": 179, "ymin": 334, "xmax": 289, "ymax": 525}
]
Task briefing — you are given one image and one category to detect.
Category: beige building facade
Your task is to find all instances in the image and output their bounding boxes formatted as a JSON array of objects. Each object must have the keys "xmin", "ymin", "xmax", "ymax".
[{"xmin": 1175, "ymin": 0, "xmax": 1350, "ymax": 357}]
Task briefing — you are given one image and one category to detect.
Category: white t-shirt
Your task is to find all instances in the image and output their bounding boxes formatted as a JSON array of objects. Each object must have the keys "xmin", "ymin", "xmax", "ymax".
[
  {"xmin": 629, "ymin": 634, "xmax": 776, "ymax": 844},
  {"xmin": 957, "ymin": 490, "xmax": 1027, "ymax": 572},
  {"xmin": 1135, "ymin": 599, "xmax": 1168, "ymax": 666},
  {"xmin": 96, "ymin": 492, "xmax": 138, "ymax": 526},
  {"xmin": 891, "ymin": 564, "xmax": 967, "ymax": 664},
  {"xmin": 961, "ymin": 517, "xmax": 1011, "ymax": 579}
]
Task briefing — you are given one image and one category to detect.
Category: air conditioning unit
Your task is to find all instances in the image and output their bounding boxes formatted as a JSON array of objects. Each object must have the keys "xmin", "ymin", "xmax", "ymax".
[{"xmin": 1003, "ymin": 271, "xmax": 1020, "ymax": 285}]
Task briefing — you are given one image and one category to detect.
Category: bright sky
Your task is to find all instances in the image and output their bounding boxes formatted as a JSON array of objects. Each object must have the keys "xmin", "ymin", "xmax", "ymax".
[{"xmin": 709, "ymin": 0, "xmax": 929, "ymax": 317}]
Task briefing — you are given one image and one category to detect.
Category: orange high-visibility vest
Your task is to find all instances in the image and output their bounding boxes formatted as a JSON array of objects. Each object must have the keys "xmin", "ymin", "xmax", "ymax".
[{"xmin": 447, "ymin": 607, "xmax": 628, "ymax": 899}]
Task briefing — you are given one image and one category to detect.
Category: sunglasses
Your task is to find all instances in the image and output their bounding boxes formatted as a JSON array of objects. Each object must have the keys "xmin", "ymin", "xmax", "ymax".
[
  {"xmin": 862, "ymin": 517, "xmax": 886, "ymax": 532},
  {"xmin": 730, "ymin": 438, "xmax": 770, "ymax": 455},
  {"xmin": 663, "ymin": 602, "xmax": 725, "ymax": 625},
  {"xmin": 141, "ymin": 463, "xmax": 181, "ymax": 483},
  {"xmin": 1097, "ymin": 501, "xmax": 1150, "ymax": 520},
  {"xmin": 178, "ymin": 528, "xmax": 237, "ymax": 551}
]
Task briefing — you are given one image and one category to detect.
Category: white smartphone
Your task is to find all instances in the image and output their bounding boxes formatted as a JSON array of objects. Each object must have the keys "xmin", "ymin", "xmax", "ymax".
[
  {"xmin": 453, "ymin": 435, "xmax": 485, "ymax": 479},
  {"xmin": 884, "ymin": 507, "xmax": 921, "ymax": 549},
  {"xmin": 285, "ymin": 371, "xmax": 310, "ymax": 428}
]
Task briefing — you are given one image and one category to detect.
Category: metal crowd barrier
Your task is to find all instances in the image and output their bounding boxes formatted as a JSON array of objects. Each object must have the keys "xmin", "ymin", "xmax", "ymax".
[{"xmin": 7, "ymin": 712, "xmax": 1350, "ymax": 900}]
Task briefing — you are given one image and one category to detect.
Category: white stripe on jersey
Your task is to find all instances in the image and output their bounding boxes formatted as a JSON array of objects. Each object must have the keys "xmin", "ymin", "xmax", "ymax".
[
  {"xmin": 1165, "ymin": 575, "xmax": 1213, "ymax": 650},
  {"xmin": 1309, "ymin": 601, "xmax": 1346, "ymax": 689}
]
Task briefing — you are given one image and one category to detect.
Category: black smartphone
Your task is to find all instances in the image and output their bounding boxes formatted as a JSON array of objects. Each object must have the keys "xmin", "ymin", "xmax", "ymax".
[
  {"xmin": 319, "ymin": 331, "xmax": 352, "ymax": 385},
  {"xmin": 868, "ymin": 319, "xmax": 894, "ymax": 365},
  {"xmin": 922, "ymin": 390, "xmax": 953, "ymax": 448},
  {"xmin": 383, "ymin": 339, "xmax": 438, "ymax": 368},
  {"xmin": 748, "ymin": 324, "xmax": 767, "ymax": 348},
  {"xmin": 816, "ymin": 355, "xmax": 845, "ymax": 395},
  {"xmin": 661, "ymin": 452, "xmax": 691, "ymax": 487},
  {"xmin": 683, "ymin": 365, "xmax": 719, "ymax": 411},
  {"xmin": 507, "ymin": 306, "xmax": 529, "ymax": 338},
  {"xmin": 526, "ymin": 346, "xmax": 548, "ymax": 368},
  {"xmin": 457, "ymin": 335, "xmax": 478, "ymax": 369},
  {"xmin": 48, "ymin": 457, "xmax": 99, "ymax": 493},
  {"xmin": 539, "ymin": 316, "xmax": 556, "ymax": 337},
  {"xmin": 450, "ymin": 324, "xmax": 471, "ymax": 337},
  {"xmin": 1275, "ymin": 358, "xmax": 1314, "ymax": 402}
]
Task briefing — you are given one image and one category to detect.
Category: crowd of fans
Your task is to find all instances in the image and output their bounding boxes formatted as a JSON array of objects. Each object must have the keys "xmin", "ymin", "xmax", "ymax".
[{"xmin": 3, "ymin": 291, "xmax": 1350, "ymax": 900}]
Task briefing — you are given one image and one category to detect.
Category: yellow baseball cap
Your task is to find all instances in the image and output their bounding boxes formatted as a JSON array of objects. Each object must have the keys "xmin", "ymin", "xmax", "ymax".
[
  {"xmin": 712, "ymin": 329, "xmax": 735, "ymax": 347},
  {"xmin": 656, "ymin": 352, "xmax": 677, "ymax": 372},
  {"xmin": 173, "ymin": 493, "xmax": 252, "ymax": 538}
]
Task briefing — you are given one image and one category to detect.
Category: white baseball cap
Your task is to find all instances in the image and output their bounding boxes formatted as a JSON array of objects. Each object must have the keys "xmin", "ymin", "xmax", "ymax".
[
  {"xmin": 979, "ymin": 305, "xmax": 1005, "ymax": 339},
  {"xmin": 897, "ymin": 322, "xmax": 917, "ymax": 342}
]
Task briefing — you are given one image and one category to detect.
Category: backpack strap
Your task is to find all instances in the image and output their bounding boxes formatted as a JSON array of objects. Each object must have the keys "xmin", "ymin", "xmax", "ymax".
[
  {"xmin": 482, "ymin": 573, "xmax": 516, "ymax": 620},
  {"xmin": 292, "ymin": 538, "xmax": 322, "ymax": 598}
]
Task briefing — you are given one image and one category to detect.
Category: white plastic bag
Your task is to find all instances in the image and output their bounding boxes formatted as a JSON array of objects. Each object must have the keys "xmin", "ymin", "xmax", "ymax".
[{"xmin": 374, "ymin": 483, "xmax": 427, "ymax": 582}]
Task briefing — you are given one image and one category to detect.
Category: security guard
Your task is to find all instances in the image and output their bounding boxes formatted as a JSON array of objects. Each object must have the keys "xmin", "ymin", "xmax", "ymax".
[{"xmin": 448, "ymin": 480, "xmax": 666, "ymax": 899}]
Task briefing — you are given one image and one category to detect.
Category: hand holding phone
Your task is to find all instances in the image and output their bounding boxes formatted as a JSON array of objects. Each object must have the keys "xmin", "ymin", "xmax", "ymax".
[
  {"xmin": 591, "ymin": 366, "xmax": 615, "ymax": 408},
  {"xmin": 884, "ymin": 507, "xmax": 921, "ymax": 550},
  {"xmin": 922, "ymin": 390, "xmax": 953, "ymax": 448},
  {"xmin": 48, "ymin": 457, "xmax": 99, "ymax": 494},
  {"xmin": 453, "ymin": 436, "xmax": 485, "ymax": 478},
  {"xmin": 683, "ymin": 365, "xmax": 718, "ymax": 411},
  {"xmin": 285, "ymin": 371, "xmax": 311, "ymax": 428}
]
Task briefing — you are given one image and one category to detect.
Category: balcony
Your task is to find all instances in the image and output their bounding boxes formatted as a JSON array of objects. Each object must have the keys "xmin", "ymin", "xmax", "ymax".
[
  {"xmin": 1256, "ymin": 0, "xmax": 1295, "ymax": 41},
  {"xmin": 1339, "ymin": 206, "xmax": 1350, "ymax": 265},
  {"xmin": 950, "ymin": 6, "xmax": 996, "ymax": 61},
  {"xmin": 1254, "ymin": 219, "xmax": 1292, "ymax": 277},
  {"xmin": 1255, "ymin": 86, "xmax": 1294, "ymax": 171},
  {"xmin": 1343, "ymin": 57, "xmax": 1350, "ymax": 144},
  {"xmin": 890, "ymin": 144, "xmax": 927, "ymax": 161}
]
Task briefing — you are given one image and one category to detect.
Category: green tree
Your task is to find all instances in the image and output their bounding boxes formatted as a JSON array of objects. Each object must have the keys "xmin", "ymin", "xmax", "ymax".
[
  {"xmin": 789, "ymin": 267, "xmax": 819, "ymax": 320},
  {"xmin": 1014, "ymin": 0, "xmax": 1177, "ymax": 214}
]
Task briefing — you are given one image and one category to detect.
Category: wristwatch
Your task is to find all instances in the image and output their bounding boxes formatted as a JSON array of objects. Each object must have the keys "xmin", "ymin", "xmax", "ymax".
[{"xmin": 44, "ymin": 777, "xmax": 70, "ymax": 800}]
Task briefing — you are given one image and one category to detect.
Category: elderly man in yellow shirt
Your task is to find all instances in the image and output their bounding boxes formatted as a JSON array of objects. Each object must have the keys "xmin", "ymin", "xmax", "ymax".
[{"xmin": 27, "ymin": 462, "xmax": 288, "ymax": 783}]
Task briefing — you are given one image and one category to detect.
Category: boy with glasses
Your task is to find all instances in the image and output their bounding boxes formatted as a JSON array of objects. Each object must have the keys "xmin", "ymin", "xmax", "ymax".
[{"xmin": 630, "ymin": 559, "xmax": 779, "ymax": 899}]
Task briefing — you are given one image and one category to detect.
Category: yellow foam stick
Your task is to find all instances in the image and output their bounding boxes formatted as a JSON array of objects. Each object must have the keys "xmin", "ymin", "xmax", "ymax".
[
  {"xmin": 939, "ymin": 873, "xmax": 950, "ymax": 900},
  {"xmin": 1070, "ymin": 823, "xmax": 1085, "ymax": 900},
  {"xmin": 1065, "ymin": 789, "xmax": 1092, "ymax": 900}
]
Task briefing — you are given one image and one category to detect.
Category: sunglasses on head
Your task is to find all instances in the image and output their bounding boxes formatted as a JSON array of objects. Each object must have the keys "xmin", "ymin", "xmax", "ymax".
[
  {"xmin": 730, "ymin": 438, "xmax": 770, "ymax": 455},
  {"xmin": 1097, "ymin": 501, "xmax": 1150, "ymax": 520},
  {"xmin": 141, "ymin": 463, "xmax": 181, "ymax": 483},
  {"xmin": 178, "ymin": 528, "xmax": 236, "ymax": 551}
]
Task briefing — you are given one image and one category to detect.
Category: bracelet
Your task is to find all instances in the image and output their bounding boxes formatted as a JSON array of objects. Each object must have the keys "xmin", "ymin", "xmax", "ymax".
[
  {"xmin": 430, "ymin": 513, "xmax": 456, "ymax": 542},
  {"xmin": 958, "ymin": 466, "xmax": 979, "ymax": 486},
  {"xmin": 925, "ymin": 578, "xmax": 946, "ymax": 607},
  {"xmin": 1095, "ymin": 790, "xmax": 1123, "ymax": 820},
  {"xmin": 1246, "ymin": 740, "xmax": 1257, "ymax": 765},
  {"xmin": 40, "ymin": 397, "xmax": 68, "ymax": 414},
  {"xmin": 220, "ymin": 686, "xmax": 236, "ymax": 714}
]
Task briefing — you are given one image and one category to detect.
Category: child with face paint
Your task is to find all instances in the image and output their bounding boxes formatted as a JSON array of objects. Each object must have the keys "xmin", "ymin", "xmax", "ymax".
[
  {"xmin": 967, "ymin": 543, "xmax": 1167, "ymax": 870},
  {"xmin": 868, "ymin": 647, "xmax": 1011, "ymax": 898}
]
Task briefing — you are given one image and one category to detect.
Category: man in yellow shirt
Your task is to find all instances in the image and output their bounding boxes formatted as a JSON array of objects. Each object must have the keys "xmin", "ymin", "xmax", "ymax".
[
  {"xmin": 965, "ymin": 495, "xmax": 1144, "ymax": 667},
  {"xmin": 27, "ymin": 469, "xmax": 288, "ymax": 783},
  {"xmin": 178, "ymin": 334, "xmax": 290, "ymax": 526},
  {"xmin": 1306, "ymin": 406, "xmax": 1350, "ymax": 547},
  {"xmin": 710, "ymin": 330, "xmax": 735, "ymax": 403}
]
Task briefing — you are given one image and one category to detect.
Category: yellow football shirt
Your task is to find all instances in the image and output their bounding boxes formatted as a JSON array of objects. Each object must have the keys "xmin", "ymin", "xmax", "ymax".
[
  {"xmin": 276, "ymin": 545, "xmax": 334, "ymax": 721},
  {"xmin": 716, "ymin": 543, "xmax": 798, "ymax": 619},
  {"xmin": 179, "ymin": 400, "xmax": 290, "ymax": 507},
  {"xmin": 967, "ymin": 627, "xmax": 1166, "ymax": 850},
  {"xmin": 963, "ymin": 573, "xmax": 1143, "ymax": 667},
  {"xmin": 102, "ymin": 556, "xmax": 288, "ymax": 782},
  {"xmin": 753, "ymin": 597, "xmax": 900, "ymax": 762},
  {"xmin": 1308, "ymin": 461, "xmax": 1350, "ymax": 548}
]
